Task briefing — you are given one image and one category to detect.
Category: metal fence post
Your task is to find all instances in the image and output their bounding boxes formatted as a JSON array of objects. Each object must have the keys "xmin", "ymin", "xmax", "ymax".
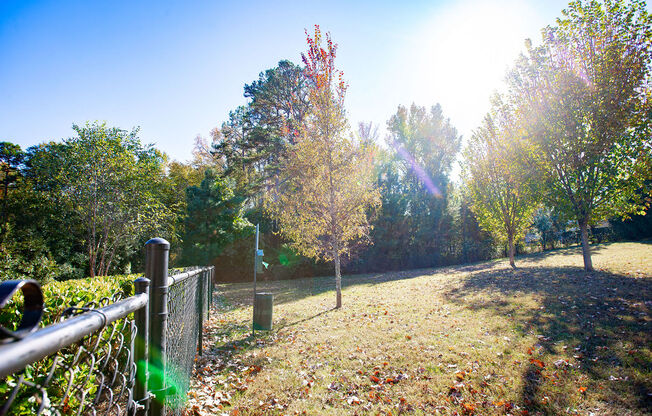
[
  {"xmin": 145, "ymin": 238, "xmax": 169, "ymax": 416},
  {"xmin": 133, "ymin": 277, "xmax": 150, "ymax": 416},
  {"xmin": 208, "ymin": 267, "xmax": 213, "ymax": 318},
  {"xmin": 197, "ymin": 270, "xmax": 204, "ymax": 357},
  {"xmin": 206, "ymin": 269, "xmax": 210, "ymax": 321}
]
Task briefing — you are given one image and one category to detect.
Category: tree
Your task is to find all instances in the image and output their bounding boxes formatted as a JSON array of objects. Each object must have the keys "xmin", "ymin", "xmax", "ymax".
[
  {"xmin": 0, "ymin": 142, "xmax": 24, "ymax": 233},
  {"xmin": 50, "ymin": 122, "xmax": 175, "ymax": 277},
  {"xmin": 214, "ymin": 60, "xmax": 309, "ymax": 197},
  {"xmin": 532, "ymin": 206, "xmax": 568, "ymax": 250},
  {"xmin": 462, "ymin": 97, "xmax": 539, "ymax": 268},
  {"xmin": 181, "ymin": 169, "xmax": 253, "ymax": 267},
  {"xmin": 356, "ymin": 149, "xmax": 412, "ymax": 272},
  {"xmin": 266, "ymin": 26, "xmax": 380, "ymax": 308},
  {"xmin": 452, "ymin": 188, "xmax": 497, "ymax": 264},
  {"xmin": 386, "ymin": 104, "xmax": 461, "ymax": 268},
  {"xmin": 508, "ymin": 0, "xmax": 652, "ymax": 270},
  {"xmin": 357, "ymin": 121, "xmax": 379, "ymax": 148},
  {"xmin": 0, "ymin": 142, "xmax": 83, "ymax": 283},
  {"xmin": 351, "ymin": 106, "xmax": 461, "ymax": 272},
  {"xmin": 532, "ymin": 208, "xmax": 554, "ymax": 251}
]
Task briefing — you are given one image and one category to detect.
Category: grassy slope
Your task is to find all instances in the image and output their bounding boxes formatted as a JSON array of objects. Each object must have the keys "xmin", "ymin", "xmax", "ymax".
[{"xmin": 187, "ymin": 242, "xmax": 651, "ymax": 416}]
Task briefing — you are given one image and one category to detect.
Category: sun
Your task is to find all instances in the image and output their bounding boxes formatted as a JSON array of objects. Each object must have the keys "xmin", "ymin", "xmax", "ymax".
[{"xmin": 407, "ymin": 0, "xmax": 538, "ymax": 136}]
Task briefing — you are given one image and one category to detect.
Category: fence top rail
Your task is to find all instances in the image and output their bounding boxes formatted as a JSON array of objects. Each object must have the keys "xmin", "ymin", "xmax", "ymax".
[
  {"xmin": 168, "ymin": 266, "xmax": 212, "ymax": 287},
  {"xmin": 0, "ymin": 292, "xmax": 148, "ymax": 379}
]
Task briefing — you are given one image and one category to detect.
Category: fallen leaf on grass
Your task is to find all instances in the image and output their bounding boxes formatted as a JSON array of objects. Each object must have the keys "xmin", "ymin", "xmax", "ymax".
[
  {"xmin": 529, "ymin": 358, "xmax": 545, "ymax": 368},
  {"xmin": 462, "ymin": 402, "xmax": 476, "ymax": 414}
]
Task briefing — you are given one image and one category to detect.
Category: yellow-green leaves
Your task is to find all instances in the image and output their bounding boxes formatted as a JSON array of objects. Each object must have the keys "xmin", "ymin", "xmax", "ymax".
[
  {"xmin": 266, "ymin": 27, "xmax": 380, "ymax": 307},
  {"xmin": 462, "ymin": 97, "xmax": 540, "ymax": 267}
]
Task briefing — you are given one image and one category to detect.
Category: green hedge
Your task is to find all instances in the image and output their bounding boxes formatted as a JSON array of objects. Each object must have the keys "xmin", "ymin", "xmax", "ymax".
[
  {"xmin": 0, "ymin": 273, "xmax": 142, "ymax": 415},
  {"xmin": 0, "ymin": 273, "xmax": 137, "ymax": 331}
]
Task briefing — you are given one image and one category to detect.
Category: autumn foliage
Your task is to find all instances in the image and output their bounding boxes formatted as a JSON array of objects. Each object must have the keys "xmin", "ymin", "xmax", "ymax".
[{"xmin": 266, "ymin": 25, "xmax": 380, "ymax": 309}]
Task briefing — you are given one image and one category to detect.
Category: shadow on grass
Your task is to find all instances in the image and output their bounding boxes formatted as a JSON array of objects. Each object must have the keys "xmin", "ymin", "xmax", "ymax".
[
  {"xmin": 275, "ymin": 307, "xmax": 336, "ymax": 329},
  {"xmin": 528, "ymin": 242, "xmax": 610, "ymax": 260},
  {"xmin": 444, "ymin": 265, "xmax": 651, "ymax": 414},
  {"xmin": 214, "ymin": 245, "xmax": 618, "ymax": 309},
  {"xmin": 215, "ymin": 267, "xmax": 448, "ymax": 307},
  {"xmin": 205, "ymin": 305, "xmax": 336, "ymax": 365}
]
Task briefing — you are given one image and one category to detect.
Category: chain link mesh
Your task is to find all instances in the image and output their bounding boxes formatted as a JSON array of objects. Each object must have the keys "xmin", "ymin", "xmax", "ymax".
[
  {"xmin": 1, "ymin": 267, "xmax": 212, "ymax": 416},
  {"xmin": 0, "ymin": 295, "xmax": 138, "ymax": 416},
  {"xmin": 164, "ymin": 270, "xmax": 207, "ymax": 416}
]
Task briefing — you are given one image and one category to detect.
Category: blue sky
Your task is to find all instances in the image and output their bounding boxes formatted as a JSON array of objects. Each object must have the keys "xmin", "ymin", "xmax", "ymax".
[{"xmin": 1, "ymin": 0, "xmax": 577, "ymax": 162}]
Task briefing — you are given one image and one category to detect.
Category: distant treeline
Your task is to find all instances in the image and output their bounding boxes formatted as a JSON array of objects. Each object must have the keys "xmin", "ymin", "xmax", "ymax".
[{"xmin": 0, "ymin": 105, "xmax": 647, "ymax": 283}]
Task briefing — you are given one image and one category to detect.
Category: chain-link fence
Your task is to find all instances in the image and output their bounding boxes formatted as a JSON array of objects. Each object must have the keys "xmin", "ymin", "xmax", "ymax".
[
  {"xmin": 163, "ymin": 269, "xmax": 210, "ymax": 415},
  {"xmin": 0, "ymin": 238, "xmax": 214, "ymax": 416},
  {"xmin": 0, "ymin": 289, "xmax": 148, "ymax": 416}
]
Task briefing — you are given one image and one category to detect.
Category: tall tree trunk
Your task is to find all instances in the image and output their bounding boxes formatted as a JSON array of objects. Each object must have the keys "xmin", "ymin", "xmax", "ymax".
[
  {"xmin": 334, "ymin": 249, "xmax": 342, "ymax": 309},
  {"xmin": 579, "ymin": 220, "xmax": 593, "ymax": 271},
  {"xmin": 88, "ymin": 245, "xmax": 96, "ymax": 278},
  {"xmin": 508, "ymin": 233, "xmax": 516, "ymax": 269}
]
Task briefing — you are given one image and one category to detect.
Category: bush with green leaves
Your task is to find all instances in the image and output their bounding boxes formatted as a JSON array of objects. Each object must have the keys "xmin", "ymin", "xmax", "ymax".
[{"xmin": 0, "ymin": 273, "xmax": 138, "ymax": 415}]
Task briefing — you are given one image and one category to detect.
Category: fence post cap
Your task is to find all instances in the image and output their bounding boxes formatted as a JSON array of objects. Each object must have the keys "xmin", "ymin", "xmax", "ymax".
[
  {"xmin": 133, "ymin": 277, "xmax": 151, "ymax": 290},
  {"xmin": 145, "ymin": 238, "xmax": 170, "ymax": 249}
]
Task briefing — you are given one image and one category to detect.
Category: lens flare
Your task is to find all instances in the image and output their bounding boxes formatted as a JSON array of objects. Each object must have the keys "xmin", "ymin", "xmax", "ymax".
[{"xmin": 393, "ymin": 144, "xmax": 442, "ymax": 197}]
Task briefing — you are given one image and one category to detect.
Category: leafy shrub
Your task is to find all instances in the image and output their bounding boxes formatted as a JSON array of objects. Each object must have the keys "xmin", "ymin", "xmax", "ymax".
[
  {"xmin": 0, "ymin": 273, "xmax": 141, "ymax": 414},
  {"xmin": 0, "ymin": 273, "xmax": 136, "ymax": 330}
]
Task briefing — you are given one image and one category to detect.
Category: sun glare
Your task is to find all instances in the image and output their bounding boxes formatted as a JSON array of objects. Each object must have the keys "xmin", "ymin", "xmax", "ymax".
[{"xmin": 409, "ymin": 0, "xmax": 537, "ymax": 135}]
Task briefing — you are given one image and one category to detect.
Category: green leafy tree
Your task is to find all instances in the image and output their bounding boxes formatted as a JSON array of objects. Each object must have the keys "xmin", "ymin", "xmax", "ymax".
[
  {"xmin": 532, "ymin": 206, "xmax": 568, "ymax": 250},
  {"xmin": 0, "ymin": 142, "xmax": 24, "ymax": 233},
  {"xmin": 0, "ymin": 142, "xmax": 86, "ymax": 281},
  {"xmin": 462, "ymin": 97, "xmax": 540, "ymax": 268},
  {"xmin": 362, "ymin": 151, "xmax": 412, "ymax": 271},
  {"xmin": 449, "ymin": 186, "xmax": 498, "ymax": 264},
  {"xmin": 266, "ymin": 26, "xmax": 380, "ymax": 308},
  {"xmin": 385, "ymin": 104, "xmax": 461, "ymax": 268},
  {"xmin": 610, "ymin": 180, "xmax": 652, "ymax": 240},
  {"xmin": 532, "ymin": 208, "xmax": 554, "ymax": 251},
  {"xmin": 181, "ymin": 169, "xmax": 253, "ymax": 267},
  {"xmin": 508, "ymin": 0, "xmax": 652, "ymax": 270},
  {"xmin": 160, "ymin": 138, "xmax": 224, "ymax": 266},
  {"xmin": 50, "ymin": 122, "xmax": 175, "ymax": 277}
]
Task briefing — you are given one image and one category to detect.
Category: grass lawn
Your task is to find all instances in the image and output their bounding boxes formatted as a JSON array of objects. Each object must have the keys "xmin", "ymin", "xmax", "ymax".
[{"xmin": 186, "ymin": 242, "xmax": 651, "ymax": 415}]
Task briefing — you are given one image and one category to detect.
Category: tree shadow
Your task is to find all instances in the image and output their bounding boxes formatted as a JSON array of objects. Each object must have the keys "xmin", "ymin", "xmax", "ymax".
[
  {"xmin": 202, "ymin": 307, "xmax": 336, "ymax": 369},
  {"xmin": 214, "ymin": 244, "xmax": 618, "ymax": 309},
  {"xmin": 274, "ymin": 307, "xmax": 336, "ymax": 329},
  {"xmin": 444, "ymin": 265, "xmax": 651, "ymax": 414},
  {"xmin": 214, "ymin": 267, "xmax": 449, "ymax": 307},
  {"xmin": 529, "ymin": 242, "xmax": 610, "ymax": 259}
]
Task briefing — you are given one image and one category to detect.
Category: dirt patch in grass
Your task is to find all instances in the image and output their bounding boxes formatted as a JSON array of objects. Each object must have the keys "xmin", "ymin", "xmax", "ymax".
[{"xmin": 185, "ymin": 242, "xmax": 651, "ymax": 415}]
